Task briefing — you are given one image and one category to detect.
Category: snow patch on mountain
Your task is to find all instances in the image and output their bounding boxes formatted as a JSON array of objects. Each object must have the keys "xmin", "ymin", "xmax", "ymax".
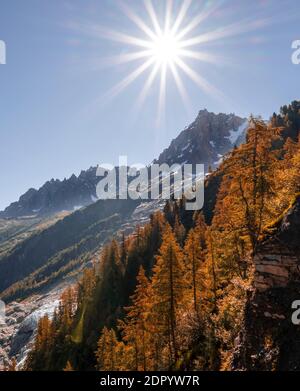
[
  {"xmin": 73, "ymin": 205, "xmax": 83, "ymax": 211},
  {"xmin": 91, "ymin": 195, "xmax": 98, "ymax": 202},
  {"xmin": 226, "ymin": 120, "xmax": 248, "ymax": 145},
  {"xmin": 214, "ymin": 154, "xmax": 224, "ymax": 166}
]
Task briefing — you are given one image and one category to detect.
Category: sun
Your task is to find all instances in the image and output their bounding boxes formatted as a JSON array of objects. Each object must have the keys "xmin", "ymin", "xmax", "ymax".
[
  {"xmin": 69, "ymin": 0, "xmax": 272, "ymax": 123},
  {"xmin": 150, "ymin": 32, "xmax": 181, "ymax": 66},
  {"xmin": 91, "ymin": 0, "xmax": 228, "ymax": 120},
  {"xmin": 70, "ymin": 0, "xmax": 271, "ymax": 125}
]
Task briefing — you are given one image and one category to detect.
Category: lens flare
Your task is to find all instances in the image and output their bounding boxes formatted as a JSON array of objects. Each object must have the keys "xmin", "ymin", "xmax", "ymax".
[{"xmin": 70, "ymin": 0, "xmax": 273, "ymax": 124}]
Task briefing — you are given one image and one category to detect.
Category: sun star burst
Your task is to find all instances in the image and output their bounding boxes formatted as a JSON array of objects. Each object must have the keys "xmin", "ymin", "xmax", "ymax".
[
  {"xmin": 70, "ymin": 0, "xmax": 272, "ymax": 125},
  {"xmin": 97, "ymin": 0, "xmax": 226, "ymax": 124}
]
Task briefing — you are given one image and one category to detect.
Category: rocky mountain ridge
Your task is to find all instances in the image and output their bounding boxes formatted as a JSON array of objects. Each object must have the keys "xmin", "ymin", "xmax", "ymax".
[
  {"xmin": 0, "ymin": 167, "xmax": 98, "ymax": 219},
  {"xmin": 1, "ymin": 110, "xmax": 248, "ymax": 220}
]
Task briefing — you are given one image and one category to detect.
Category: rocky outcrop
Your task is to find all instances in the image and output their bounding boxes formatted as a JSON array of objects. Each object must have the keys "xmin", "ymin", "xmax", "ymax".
[
  {"xmin": 0, "ymin": 300, "xmax": 37, "ymax": 370},
  {"xmin": 0, "ymin": 292, "xmax": 62, "ymax": 370},
  {"xmin": 254, "ymin": 197, "xmax": 300, "ymax": 291},
  {"xmin": 254, "ymin": 246, "xmax": 299, "ymax": 291},
  {"xmin": 233, "ymin": 196, "xmax": 300, "ymax": 370}
]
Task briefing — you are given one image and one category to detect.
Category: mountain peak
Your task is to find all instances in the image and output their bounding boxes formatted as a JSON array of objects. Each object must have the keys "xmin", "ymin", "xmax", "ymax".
[{"xmin": 155, "ymin": 110, "xmax": 247, "ymax": 168}]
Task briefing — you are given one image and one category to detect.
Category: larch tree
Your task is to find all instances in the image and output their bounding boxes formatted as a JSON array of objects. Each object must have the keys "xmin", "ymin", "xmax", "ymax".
[
  {"xmin": 174, "ymin": 216, "xmax": 186, "ymax": 248},
  {"xmin": 25, "ymin": 314, "xmax": 55, "ymax": 370},
  {"xmin": 151, "ymin": 226, "xmax": 187, "ymax": 363},
  {"xmin": 212, "ymin": 119, "xmax": 281, "ymax": 269},
  {"xmin": 96, "ymin": 327, "xmax": 120, "ymax": 371},
  {"xmin": 118, "ymin": 266, "xmax": 153, "ymax": 370},
  {"xmin": 184, "ymin": 227, "xmax": 205, "ymax": 316}
]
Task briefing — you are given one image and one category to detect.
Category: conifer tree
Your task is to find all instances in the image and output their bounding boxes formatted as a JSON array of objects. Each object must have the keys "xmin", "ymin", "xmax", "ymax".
[
  {"xmin": 119, "ymin": 266, "xmax": 153, "ymax": 370},
  {"xmin": 25, "ymin": 314, "xmax": 55, "ymax": 370},
  {"xmin": 184, "ymin": 228, "xmax": 204, "ymax": 315},
  {"xmin": 96, "ymin": 327, "xmax": 119, "ymax": 371},
  {"xmin": 213, "ymin": 119, "xmax": 281, "ymax": 265},
  {"xmin": 77, "ymin": 267, "xmax": 97, "ymax": 306},
  {"xmin": 120, "ymin": 231, "xmax": 128, "ymax": 266},
  {"xmin": 151, "ymin": 226, "xmax": 187, "ymax": 363},
  {"xmin": 174, "ymin": 216, "xmax": 186, "ymax": 247}
]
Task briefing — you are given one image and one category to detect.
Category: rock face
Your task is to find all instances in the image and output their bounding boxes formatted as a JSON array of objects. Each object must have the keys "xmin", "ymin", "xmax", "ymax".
[
  {"xmin": 254, "ymin": 197, "xmax": 300, "ymax": 291},
  {"xmin": 254, "ymin": 246, "xmax": 299, "ymax": 291},
  {"xmin": 0, "ymin": 300, "xmax": 37, "ymax": 370},
  {"xmin": 233, "ymin": 196, "xmax": 300, "ymax": 370},
  {"xmin": 155, "ymin": 109, "xmax": 247, "ymax": 169}
]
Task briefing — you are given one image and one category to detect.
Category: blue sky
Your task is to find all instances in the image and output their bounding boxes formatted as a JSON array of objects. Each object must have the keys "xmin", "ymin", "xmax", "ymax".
[{"xmin": 0, "ymin": 0, "xmax": 300, "ymax": 210}]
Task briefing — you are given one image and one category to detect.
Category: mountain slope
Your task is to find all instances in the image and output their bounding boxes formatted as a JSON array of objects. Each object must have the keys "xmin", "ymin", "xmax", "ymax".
[{"xmin": 0, "ymin": 198, "xmax": 140, "ymax": 301}]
